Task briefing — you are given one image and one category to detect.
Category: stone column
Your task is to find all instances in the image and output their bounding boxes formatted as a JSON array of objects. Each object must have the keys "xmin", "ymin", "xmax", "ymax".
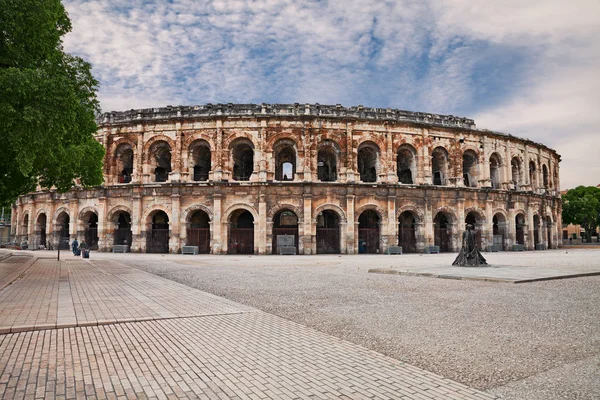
[
  {"xmin": 421, "ymin": 129, "xmax": 431, "ymax": 185},
  {"xmin": 386, "ymin": 193, "xmax": 397, "ymax": 251},
  {"xmin": 527, "ymin": 205, "xmax": 535, "ymax": 250},
  {"xmin": 69, "ymin": 199, "xmax": 78, "ymax": 240},
  {"xmin": 131, "ymin": 192, "xmax": 143, "ymax": 252},
  {"xmin": 258, "ymin": 122, "xmax": 268, "ymax": 182},
  {"xmin": 134, "ymin": 132, "xmax": 144, "ymax": 184},
  {"xmin": 302, "ymin": 193, "xmax": 313, "ymax": 254},
  {"xmin": 345, "ymin": 123, "xmax": 355, "ymax": 182},
  {"xmin": 98, "ymin": 196, "xmax": 108, "ymax": 251},
  {"xmin": 258, "ymin": 193, "xmax": 267, "ymax": 254},
  {"xmin": 212, "ymin": 193, "xmax": 222, "ymax": 254},
  {"xmin": 504, "ymin": 146, "xmax": 512, "ymax": 189},
  {"xmin": 484, "ymin": 199, "xmax": 493, "ymax": 251},
  {"xmin": 385, "ymin": 127, "xmax": 396, "ymax": 183},
  {"xmin": 169, "ymin": 193, "xmax": 181, "ymax": 253},
  {"xmin": 346, "ymin": 193, "xmax": 355, "ymax": 254},
  {"xmin": 480, "ymin": 138, "xmax": 492, "ymax": 188},
  {"xmin": 213, "ymin": 121, "xmax": 224, "ymax": 182},
  {"xmin": 424, "ymin": 200, "xmax": 434, "ymax": 248}
]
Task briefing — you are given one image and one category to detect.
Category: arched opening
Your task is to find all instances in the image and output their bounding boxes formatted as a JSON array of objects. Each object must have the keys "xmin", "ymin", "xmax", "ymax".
[
  {"xmin": 22, "ymin": 214, "xmax": 29, "ymax": 241},
  {"xmin": 35, "ymin": 214, "xmax": 47, "ymax": 248},
  {"xmin": 397, "ymin": 145, "xmax": 416, "ymax": 184},
  {"xmin": 511, "ymin": 158, "xmax": 522, "ymax": 189},
  {"xmin": 357, "ymin": 142, "xmax": 379, "ymax": 183},
  {"xmin": 274, "ymin": 140, "xmax": 297, "ymax": 181},
  {"xmin": 433, "ymin": 212, "xmax": 452, "ymax": 252},
  {"xmin": 492, "ymin": 213, "xmax": 507, "ymax": 251},
  {"xmin": 546, "ymin": 216, "xmax": 553, "ymax": 248},
  {"xmin": 465, "ymin": 211, "xmax": 483, "ymax": 249},
  {"xmin": 83, "ymin": 212, "xmax": 99, "ymax": 250},
  {"xmin": 149, "ymin": 141, "xmax": 172, "ymax": 182},
  {"xmin": 529, "ymin": 161, "xmax": 537, "ymax": 189},
  {"xmin": 231, "ymin": 140, "xmax": 254, "ymax": 181},
  {"xmin": 115, "ymin": 143, "xmax": 134, "ymax": 183},
  {"xmin": 398, "ymin": 211, "xmax": 417, "ymax": 253},
  {"xmin": 228, "ymin": 210, "xmax": 254, "ymax": 254},
  {"xmin": 272, "ymin": 210, "xmax": 299, "ymax": 254},
  {"xmin": 462, "ymin": 150, "xmax": 479, "ymax": 187},
  {"xmin": 515, "ymin": 214, "xmax": 526, "ymax": 245},
  {"xmin": 187, "ymin": 210, "xmax": 210, "ymax": 253},
  {"xmin": 358, "ymin": 210, "xmax": 380, "ymax": 253},
  {"xmin": 56, "ymin": 212, "xmax": 70, "ymax": 249},
  {"xmin": 190, "ymin": 140, "xmax": 211, "ymax": 182},
  {"xmin": 533, "ymin": 214, "xmax": 541, "ymax": 248},
  {"xmin": 146, "ymin": 211, "xmax": 169, "ymax": 253},
  {"xmin": 317, "ymin": 147, "xmax": 337, "ymax": 182},
  {"xmin": 316, "ymin": 210, "xmax": 340, "ymax": 254},
  {"xmin": 113, "ymin": 212, "xmax": 132, "ymax": 247},
  {"xmin": 490, "ymin": 153, "xmax": 502, "ymax": 189},
  {"xmin": 542, "ymin": 164, "xmax": 549, "ymax": 189},
  {"xmin": 431, "ymin": 147, "xmax": 449, "ymax": 186}
]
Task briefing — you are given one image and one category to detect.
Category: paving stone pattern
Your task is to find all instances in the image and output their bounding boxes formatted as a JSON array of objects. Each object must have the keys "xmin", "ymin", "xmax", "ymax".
[{"xmin": 0, "ymin": 254, "xmax": 498, "ymax": 399}]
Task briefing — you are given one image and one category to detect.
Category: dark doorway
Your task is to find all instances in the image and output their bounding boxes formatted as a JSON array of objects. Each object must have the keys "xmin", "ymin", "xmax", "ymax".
[
  {"xmin": 114, "ymin": 212, "xmax": 132, "ymax": 246},
  {"xmin": 492, "ymin": 214, "xmax": 506, "ymax": 251},
  {"xmin": 533, "ymin": 215, "xmax": 541, "ymax": 247},
  {"xmin": 147, "ymin": 211, "xmax": 169, "ymax": 253},
  {"xmin": 229, "ymin": 210, "xmax": 254, "ymax": 254},
  {"xmin": 434, "ymin": 213, "xmax": 451, "ymax": 252},
  {"xmin": 516, "ymin": 214, "xmax": 525, "ymax": 245},
  {"xmin": 57, "ymin": 212, "xmax": 70, "ymax": 249},
  {"xmin": 546, "ymin": 216, "xmax": 552, "ymax": 248},
  {"xmin": 272, "ymin": 210, "xmax": 299, "ymax": 254},
  {"xmin": 316, "ymin": 210, "xmax": 340, "ymax": 254},
  {"xmin": 358, "ymin": 210, "xmax": 380, "ymax": 253},
  {"xmin": 465, "ymin": 212, "xmax": 482, "ymax": 249},
  {"xmin": 36, "ymin": 214, "xmax": 47, "ymax": 248},
  {"xmin": 84, "ymin": 213, "xmax": 99, "ymax": 250},
  {"xmin": 187, "ymin": 210, "xmax": 210, "ymax": 254},
  {"xmin": 398, "ymin": 211, "xmax": 417, "ymax": 253}
]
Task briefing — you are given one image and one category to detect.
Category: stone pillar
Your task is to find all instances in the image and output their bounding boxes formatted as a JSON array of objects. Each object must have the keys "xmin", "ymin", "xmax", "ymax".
[
  {"xmin": 527, "ymin": 206, "xmax": 535, "ymax": 250},
  {"xmin": 134, "ymin": 132, "xmax": 143, "ymax": 183},
  {"xmin": 258, "ymin": 194, "xmax": 267, "ymax": 254},
  {"xmin": 212, "ymin": 193, "xmax": 222, "ymax": 254},
  {"xmin": 386, "ymin": 193, "xmax": 396, "ymax": 251},
  {"xmin": 385, "ymin": 128, "xmax": 396, "ymax": 183},
  {"xmin": 258, "ymin": 122, "xmax": 268, "ymax": 182},
  {"xmin": 340, "ymin": 220, "xmax": 348, "ymax": 254},
  {"xmin": 213, "ymin": 121, "xmax": 224, "ymax": 182},
  {"xmin": 424, "ymin": 200, "xmax": 434, "ymax": 247},
  {"xmin": 420, "ymin": 129, "xmax": 430, "ymax": 185},
  {"xmin": 345, "ymin": 123, "xmax": 355, "ymax": 182},
  {"xmin": 131, "ymin": 193, "xmax": 143, "ymax": 252},
  {"xmin": 302, "ymin": 193, "xmax": 313, "ymax": 254},
  {"xmin": 346, "ymin": 194, "xmax": 355, "ymax": 254},
  {"xmin": 484, "ymin": 199, "xmax": 493, "ymax": 251},
  {"xmin": 480, "ymin": 138, "xmax": 492, "ymax": 188},
  {"xmin": 170, "ymin": 193, "xmax": 181, "ymax": 253},
  {"xmin": 415, "ymin": 222, "xmax": 426, "ymax": 252},
  {"xmin": 98, "ymin": 196, "xmax": 108, "ymax": 251},
  {"xmin": 69, "ymin": 199, "xmax": 78, "ymax": 240}
]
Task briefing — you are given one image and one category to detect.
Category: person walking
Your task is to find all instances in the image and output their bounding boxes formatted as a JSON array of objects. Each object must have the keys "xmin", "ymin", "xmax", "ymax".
[{"xmin": 71, "ymin": 238, "xmax": 79, "ymax": 255}]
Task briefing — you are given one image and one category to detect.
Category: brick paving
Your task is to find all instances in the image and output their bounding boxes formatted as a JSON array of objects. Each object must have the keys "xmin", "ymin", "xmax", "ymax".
[{"xmin": 0, "ymin": 253, "xmax": 498, "ymax": 399}]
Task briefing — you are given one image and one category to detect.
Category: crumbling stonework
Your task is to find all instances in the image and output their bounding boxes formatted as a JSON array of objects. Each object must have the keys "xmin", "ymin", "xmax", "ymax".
[{"xmin": 13, "ymin": 103, "xmax": 562, "ymax": 254}]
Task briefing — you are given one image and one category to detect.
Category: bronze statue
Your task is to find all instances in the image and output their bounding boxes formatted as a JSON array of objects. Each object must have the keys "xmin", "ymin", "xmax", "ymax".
[{"xmin": 452, "ymin": 224, "xmax": 488, "ymax": 267}]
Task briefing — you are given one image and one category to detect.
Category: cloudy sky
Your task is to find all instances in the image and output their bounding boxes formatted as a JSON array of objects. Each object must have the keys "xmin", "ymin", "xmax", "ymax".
[{"xmin": 62, "ymin": 0, "xmax": 600, "ymax": 189}]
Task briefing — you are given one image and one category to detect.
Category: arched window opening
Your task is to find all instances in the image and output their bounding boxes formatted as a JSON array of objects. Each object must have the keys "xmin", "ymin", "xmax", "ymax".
[
  {"xmin": 150, "ymin": 141, "xmax": 172, "ymax": 183},
  {"xmin": 115, "ymin": 144, "xmax": 134, "ymax": 183},
  {"xmin": 462, "ymin": 150, "xmax": 478, "ymax": 188},
  {"xmin": 529, "ymin": 161, "xmax": 537, "ymax": 189},
  {"xmin": 490, "ymin": 153, "xmax": 502, "ymax": 189},
  {"xmin": 433, "ymin": 212, "xmax": 452, "ymax": 252},
  {"xmin": 316, "ymin": 210, "xmax": 340, "ymax": 254},
  {"xmin": 274, "ymin": 143, "xmax": 296, "ymax": 181},
  {"xmin": 357, "ymin": 142, "xmax": 379, "ymax": 183},
  {"xmin": 317, "ymin": 148, "xmax": 337, "ymax": 182},
  {"xmin": 511, "ymin": 158, "xmax": 522, "ymax": 190},
  {"xmin": 36, "ymin": 214, "xmax": 47, "ymax": 248},
  {"xmin": 465, "ymin": 212, "xmax": 482, "ymax": 249},
  {"xmin": 492, "ymin": 213, "xmax": 506, "ymax": 251},
  {"xmin": 114, "ymin": 212, "xmax": 132, "ymax": 248},
  {"xmin": 398, "ymin": 211, "xmax": 417, "ymax": 253},
  {"xmin": 147, "ymin": 211, "xmax": 169, "ymax": 253},
  {"xmin": 358, "ymin": 210, "xmax": 380, "ymax": 253},
  {"xmin": 431, "ymin": 147, "xmax": 449, "ymax": 186},
  {"xmin": 187, "ymin": 210, "xmax": 210, "ymax": 253},
  {"xmin": 515, "ymin": 214, "xmax": 526, "ymax": 245},
  {"xmin": 397, "ymin": 146, "xmax": 416, "ymax": 184},
  {"xmin": 542, "ymin": 164, "xmax": 549, "ymax": 189},
  {"xmin": 272, "ymin": 210, "xmax": 299, "ymax": 254},
  {"xmin": 232, "ymin": 141, "xmax": 254, "ymax": 181},
  {"xmin": 229, "ymin": 210, "xmax": 254, "ymax": 254},
  {"xmin": 190, "ymin": 141, "xmax": 211, "ymax": 182}
]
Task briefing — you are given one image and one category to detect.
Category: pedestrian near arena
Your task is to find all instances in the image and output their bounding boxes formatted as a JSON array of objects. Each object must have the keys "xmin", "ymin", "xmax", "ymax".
[{"xmin": 71, "ymin": 238, "xmax": 79, "ymax": 255}]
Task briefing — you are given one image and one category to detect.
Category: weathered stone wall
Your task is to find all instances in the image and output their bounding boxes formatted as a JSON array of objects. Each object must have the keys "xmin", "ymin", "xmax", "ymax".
[{"xmin": 13, "ymin": 104, "xmax": 562, "ymax": 254}]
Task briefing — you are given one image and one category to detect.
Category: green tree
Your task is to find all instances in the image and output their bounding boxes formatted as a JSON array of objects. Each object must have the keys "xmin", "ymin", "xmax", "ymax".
[
  {"xmin": 562, "ymin": 186, "xmax": 600, "ymax": 242},
  {"xmin": 0, "ymin": 0, "xmax": 104, "ymax": 205}
]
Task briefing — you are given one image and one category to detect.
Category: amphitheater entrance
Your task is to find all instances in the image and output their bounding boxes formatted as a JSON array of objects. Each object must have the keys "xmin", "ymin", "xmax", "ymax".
[
  {"xmin": 546, "ymin": 216, "xmax": 553, "ymax": 249},
  {"xmin": 272, "ymin": 210, "xmax": 299, "ymax": 254},
  {"xmin": 36, "ymin": 214, "xmax": 47, "ymax": 248},
  {"xmin": 113, "ymin": 212, "xmax": 132, "ymax": 247},
  {"xmin": 187, "ymin": 210, "xmax": 210, "ymax": 254},
  {"xmin": 83, "ymin": 212, "xmax": 99, "ymax": 250},
  {"xmin": 492, "ymin": 213, "xmax": 507, "ymax": 251},
  {"xmin": 147, "ymin": 211, "xmax": 169, "ymax": 253},
  {"xmin": 229, "ymin": 210, "xmax": 254, "ymax": 254},
  {"xmin": 533, "ymin": 215, "xmax": 541, "ymax": 248},
  {"xmin": 56, "ymin": 212, "xmax": 70, "ymax": 249},
  {"xmin": 358, "ymin": 210, "xmax": 380, "ymax": 253},
  {"xmin": 316, "ymin": 210, "xmax": 340, "ymax": 254},
  {"xmin": 516, "ymin": 214, "xmax": 526, "ymax": 245},
  {"xmin": 433, "ymin": 212, "xmax": 452, "ymax": 252},
  {"xmin": 465, "ymin": 212, "xmax": 483, "ymax": 249},
  {"xmin": 398, "ymin": 211, "xmax": 417, "ymax": 253}
]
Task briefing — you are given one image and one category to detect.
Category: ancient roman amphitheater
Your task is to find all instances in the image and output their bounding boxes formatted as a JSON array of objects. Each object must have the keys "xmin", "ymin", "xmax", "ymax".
[{"xmin": 13, "ymin": 104, "xmax": 562, "ymax": 254}]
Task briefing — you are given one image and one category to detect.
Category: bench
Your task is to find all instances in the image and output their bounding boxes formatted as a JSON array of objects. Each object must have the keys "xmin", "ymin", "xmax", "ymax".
[
  {"xmin": 512, "ymin": 244, "xmax": 524, "ymax": 251},
  {"xmin": 425, "ymin": 245, "xmax": 440, "ymax": 254},
  {"xmin": 279, "ymin": 246, "xmax": 297, "ymax": 255},
  {"xmin": 488, "ymin": 244, "xmax": 501, "ymax": 252},
  {"xmin": 535, "ymin": 243, "xmax": 546, "ymax": 251},
  {"xmin": 386, "ymin": 246, "xmax": 403, "ymax": 255},
  {"xmin": 112, "ymin": 245, "xmax": 129, "ymax": 253},
  {"xmin": 181, "ymin": 246, "xmax": 199, "ymax": 255}
]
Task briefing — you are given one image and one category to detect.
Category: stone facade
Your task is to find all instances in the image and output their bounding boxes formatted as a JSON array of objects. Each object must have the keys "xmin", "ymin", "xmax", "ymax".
[{"xmin": 13, "ymin": 103, "xmax": 562, "ymax": 254}]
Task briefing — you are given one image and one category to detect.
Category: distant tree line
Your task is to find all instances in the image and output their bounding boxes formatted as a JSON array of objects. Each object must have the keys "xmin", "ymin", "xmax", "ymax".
[{"xmin": 562, "ymin": 186, "xmax": 600, "ymax": 242}]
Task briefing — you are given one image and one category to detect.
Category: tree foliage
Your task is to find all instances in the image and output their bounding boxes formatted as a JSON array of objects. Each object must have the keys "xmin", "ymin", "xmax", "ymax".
[
  {"xmin": 562, "ymin": 186, "xmax": 600, "ymax": 242},
  {"xmin": 0, "ymin": 0, "xmax": 104, "ymax": 204}
]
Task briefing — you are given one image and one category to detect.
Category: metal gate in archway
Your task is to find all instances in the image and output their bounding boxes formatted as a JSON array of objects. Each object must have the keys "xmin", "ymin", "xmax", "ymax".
[
  {"xmin": 316, "ymin": 228, "xmax": 340, "ymax": 254},
  {"xmin": 358, "ymin": 228, "xmax": 379, "ymax": 253},
  {"xmin": 229, "ymin": 228, "xmax": 254, "ymax": 254},
  {"xmin": 187, "ymin": 228, "xmax": 210, "ymax": 254},
  {"xmin": 398, "ymin": 226, "xmax": 417, "ymax": 253},
  {"xmin": 146, "ymin": 229, "xmax": 169, "ymax": 253},
  {"xmin": 272, "ymin": 227, "xmax": 298, "ymax": 254},
  {"xmin": 434, "ymin": 228, "xmax": 451, "ymax": 252}
]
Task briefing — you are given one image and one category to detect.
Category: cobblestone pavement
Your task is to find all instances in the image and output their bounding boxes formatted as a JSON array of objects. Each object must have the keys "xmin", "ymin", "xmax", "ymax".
[{"xmin": 0, "ymin": 253, "xmax": 497, "ymax": 400}]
